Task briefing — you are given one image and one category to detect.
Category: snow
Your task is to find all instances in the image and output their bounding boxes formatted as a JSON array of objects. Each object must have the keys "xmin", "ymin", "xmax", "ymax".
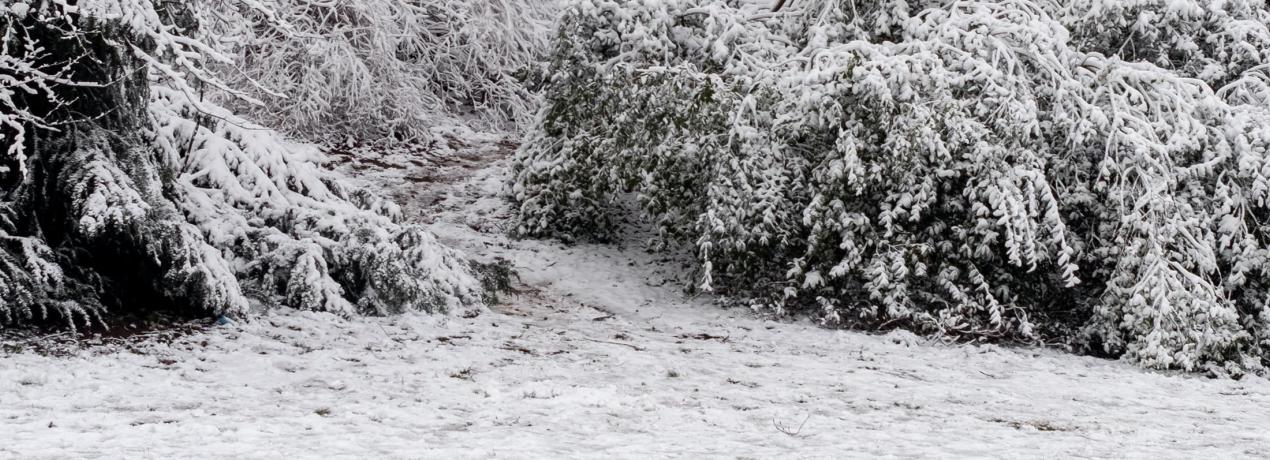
[{"xmin": 4, "ymin": 133, "xmax": 1270, "ymax": 458}]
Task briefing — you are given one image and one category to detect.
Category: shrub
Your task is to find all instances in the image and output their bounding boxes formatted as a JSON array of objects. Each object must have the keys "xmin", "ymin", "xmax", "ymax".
[
  {"xmin": 512, "ymin": 0, "xmax": 1270, "ymax": 373},
  {"xmin": 202, "ymin": 0, "xmax": 559, "ymax": 145}
]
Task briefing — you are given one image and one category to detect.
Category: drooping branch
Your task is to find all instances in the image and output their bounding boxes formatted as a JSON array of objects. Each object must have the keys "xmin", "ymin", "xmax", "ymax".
[
  {"xmin": 1, "ymin": 0, "xmax": 493, "ymax": 327},
  {"xmin": 514, "ymin": 0, "xmax": 1270, "ymax": 374}
]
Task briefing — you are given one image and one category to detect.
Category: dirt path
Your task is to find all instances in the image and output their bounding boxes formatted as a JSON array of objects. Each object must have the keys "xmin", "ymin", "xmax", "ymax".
[{"xmin": 327, "ymin": 127, "xmax": 515, "ymax": 223}]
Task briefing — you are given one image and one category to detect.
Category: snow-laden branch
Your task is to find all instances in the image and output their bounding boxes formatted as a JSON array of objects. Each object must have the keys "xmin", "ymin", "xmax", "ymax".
[
  {"xmin": 200, "ymin": 0, "xmax": 559, "ymax": 145},
  {"xmin": 513, "ymin": 0, "xmax": 1270, "ymax": 374}
]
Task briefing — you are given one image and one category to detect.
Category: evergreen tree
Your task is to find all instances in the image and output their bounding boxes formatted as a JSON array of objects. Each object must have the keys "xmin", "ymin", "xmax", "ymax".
[{"xmin": 1, "ymin": 0, "xmax": 487, "ymax": 327}]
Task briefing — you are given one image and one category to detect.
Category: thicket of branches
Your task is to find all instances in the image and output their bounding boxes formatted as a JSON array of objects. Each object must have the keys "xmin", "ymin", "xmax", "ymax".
[
  {"xmin": 202, "ymin": 0, "xmax": 558, "ymax": 145},
  {"xmin": 1, "ymin": 0, "xmax": 492, "ymax": 328},
  {"xmin": 512, "ymin": 0, "xmax": 1270, "ymax": 373}
]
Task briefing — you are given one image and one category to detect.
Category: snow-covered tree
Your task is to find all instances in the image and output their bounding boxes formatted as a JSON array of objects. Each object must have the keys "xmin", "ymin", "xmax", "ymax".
[
  {"xmin": 202, "ymin": 0, "xmax": 559, "ymax": 145},
  {"xmin": 512, "ymin": 0, "xmax": 1270, "ymax": 373},
  {"xmin": 1, "ymin": 0, "xmax": 488, "ymax": 328}
]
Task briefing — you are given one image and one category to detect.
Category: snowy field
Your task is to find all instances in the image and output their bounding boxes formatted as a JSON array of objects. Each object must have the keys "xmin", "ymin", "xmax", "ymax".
[{"xmin": 4, "ymin": 135, "xmax": 1270, "ymax": 459}]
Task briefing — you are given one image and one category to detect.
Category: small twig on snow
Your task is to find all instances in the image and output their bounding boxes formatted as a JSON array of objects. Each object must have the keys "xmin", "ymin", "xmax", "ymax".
[
  {"xmin": 773, "ymin": 413, "xmax": 811, "ymax": 437},
  {"xmin": 581, "ymin": 337, "xmax": 645, "ymax": 351}
]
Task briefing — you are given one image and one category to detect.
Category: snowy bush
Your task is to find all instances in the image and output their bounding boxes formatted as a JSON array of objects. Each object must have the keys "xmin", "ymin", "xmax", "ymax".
[
  {"xmin": 1, "ymin": 0, "xmax": 486, "ymax": 327},
  {"xmin": 202, "ymin": 0, "xmax": 559, "ymax": 145},
  {"xmin": 150, "ymin": 88, "xmax": 485, "ymax": 316},
  {"xmin": 512, "ymin": 0, "xmax": 1270, "ymax": 373},
  {"xmin": 1057, "ymin": 0, "xmax": 1270, "ymax": 86}
]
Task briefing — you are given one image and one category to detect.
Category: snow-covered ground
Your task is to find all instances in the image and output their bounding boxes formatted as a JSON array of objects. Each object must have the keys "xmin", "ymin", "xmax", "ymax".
[{"xmin": 4, "ymin": 133, "xmax": 1270, "ymax": 458}]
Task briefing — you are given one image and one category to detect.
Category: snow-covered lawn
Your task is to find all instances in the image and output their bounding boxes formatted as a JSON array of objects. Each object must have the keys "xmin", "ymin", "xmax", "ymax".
[{"xmin": 4, "ymin": 137, "xmax": 1270, "ymax": 458}]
